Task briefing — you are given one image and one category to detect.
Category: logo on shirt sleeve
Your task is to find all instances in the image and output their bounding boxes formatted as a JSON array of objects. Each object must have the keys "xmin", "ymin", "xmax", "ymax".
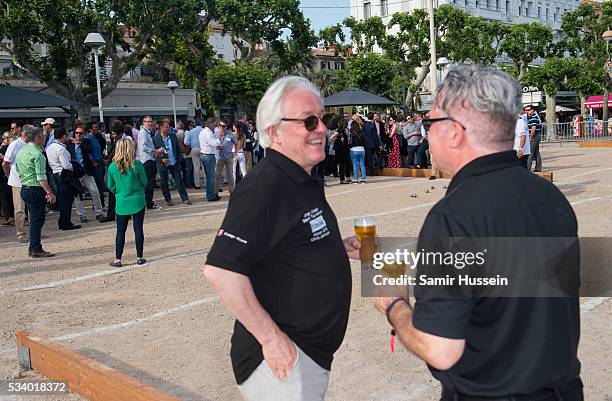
[{"xmin": 217, "ymin": 229, "xmax": 248, "ymax": 244}]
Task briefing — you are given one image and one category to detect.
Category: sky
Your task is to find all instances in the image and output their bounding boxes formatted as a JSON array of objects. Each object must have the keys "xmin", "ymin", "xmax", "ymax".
[{"xmin": 299, "ymin": 0, "xmax": 351, "ymax": 36}]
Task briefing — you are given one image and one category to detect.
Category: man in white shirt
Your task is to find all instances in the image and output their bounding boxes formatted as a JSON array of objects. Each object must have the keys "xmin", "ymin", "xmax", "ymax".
[
  {"xmin": 2, "ymin": 125, "xmax": 30, "ymax": 242},
  {"xmin": 198, "ymin": 117, "xmax": 221, "ymax": 202},
  {"xmin": 138, "ymin": 115, "xmax": 164, "ymax": 210},
  {"xmin": 46, "ymin": 128, "xmax": 80, "ymax": 230},
  {"xmin": 514, "ymin": 114, "xmax": 531, "ymax": 168}
]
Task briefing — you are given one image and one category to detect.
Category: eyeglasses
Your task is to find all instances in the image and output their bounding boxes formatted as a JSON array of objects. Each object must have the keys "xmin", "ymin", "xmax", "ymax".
[
  {"xmin": 281, "ymin": 115, "xmax": 322, "ymax": 131},
  {"xmin": 422, "ymin": 116, "xmax": 466, "ymax": 132},
  {"xmin": 75, "ymin": 131, "xmax": 85, "ymax": 135}
]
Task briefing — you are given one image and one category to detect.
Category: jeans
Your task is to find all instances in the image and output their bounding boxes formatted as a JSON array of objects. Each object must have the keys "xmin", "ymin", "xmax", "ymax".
[
  {"xmin": 20, "ymin": 186, "xmax": 46, "ymax": 254},
  {"xmin": 416, "ymin": 141, "xmax": 429, "ymax": 168},
  {"xmin": 527, "ymin": 135, "xmax": 542, "ymax": 171},
  {"xmin": 115, "ymin": 208, "xmax": 145, "ymax": 259},
  {"xmin": 159, "ymin": 163, "xmax": 188, "ymax": 202},
  {"xmin": 53, "ymin": 173, "xmax": 74, "ymax": 229},
  {"xmin": 350, "ymin": 150, "xmax": 366, "ymax": 182},
  {"xmin": 405, "ymin": 145, "xmax": 419, "ymax": 167},
  {"xmin": 184, "ymin": 157, "xmax": 194, "ymax": 187},
  {"xmin": 143, "ymin": 160, "xmax": 157, "ymax": 208},
  {"xmin": 200, "ymin": 154, "xmax": 217, "ymax": 200}
]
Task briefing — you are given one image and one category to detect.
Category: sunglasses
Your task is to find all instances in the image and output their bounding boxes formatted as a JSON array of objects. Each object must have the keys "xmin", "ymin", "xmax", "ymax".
[
  {"xmin": 422, "ymin": 116, "xmax": 466, "ymax": 132},
  {"xmin": 281, "ymin": 115, "xmax": 322, "ymax": 131},
  {"xmin": 75, "ymin": 131, "xmax": 85, "ymax": 135}
]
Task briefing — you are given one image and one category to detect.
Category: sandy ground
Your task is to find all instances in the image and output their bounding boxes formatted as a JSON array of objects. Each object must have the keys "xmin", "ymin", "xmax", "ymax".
[{"xmin": 0, "ymin": 144, "xmax": 610, "ymax": 401}]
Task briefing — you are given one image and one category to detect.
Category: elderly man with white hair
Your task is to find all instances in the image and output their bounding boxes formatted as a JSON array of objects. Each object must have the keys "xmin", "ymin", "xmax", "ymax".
[
  {"xmin": 204, "ymin": 76, "xmax": 361, "ymax": 401},
  {"xmin": 373, "ymin": 65, "xmax": 582, "ymax": 401}
]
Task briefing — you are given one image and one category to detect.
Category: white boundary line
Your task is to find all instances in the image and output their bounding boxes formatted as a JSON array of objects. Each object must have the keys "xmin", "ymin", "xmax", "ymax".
[
  {"xmin": 0, "ymin": 296, "xmax": 219, "ymax": 355},
  {"xmin": 0, "ymin": 248, "xmax": 209, "ymax": 296}
]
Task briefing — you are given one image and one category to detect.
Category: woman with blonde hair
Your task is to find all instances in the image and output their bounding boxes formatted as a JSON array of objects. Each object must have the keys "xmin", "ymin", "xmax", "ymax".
[{"xmin": 107, "ymin": 139, "xmax": 148, "ymax": 267}]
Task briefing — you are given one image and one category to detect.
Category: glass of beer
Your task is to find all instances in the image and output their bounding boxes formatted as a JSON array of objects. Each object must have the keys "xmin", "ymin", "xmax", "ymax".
[{"xmin": 354, "ymin": 216, "xmax": 376, "ymax": 263}]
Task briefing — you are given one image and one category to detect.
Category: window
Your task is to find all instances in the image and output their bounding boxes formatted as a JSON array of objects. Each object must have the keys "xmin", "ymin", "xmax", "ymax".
[
  {"xmin": 217, "ymin": 54, "xmax": 224, "ymax": 59},
  {"xmin": 506, "ymin": 0, "xmax": 510, "ymax": 12},
  {"xmin": 496, "ymin": 0, "xmax": 499, "ymax": 10},
  {"xmin": 554, "ymin": 7, "xmax": 559, "ymax": 21},
  {"xmin": 364, "ymin": 2, "xmax": 371, "ymax": 18},
  {"xmin": 546, "ymin": 8, "xmax": 549, "ymax": 20},
  {"xmin": 380, "ymin": 0, "xmax": 389, "ymax": 16},
  {"xmin": 321, "ymin": 61, "xmax": 326, "ymax": 70},
  {"xmin": 475, "ymin": 0, "xmax": 479, "ymax": 7},
  {"xmin": 518, "ymin": 6, "xmax": 522, "ymax": 15},
  {"xmin": 527, "ymin": 2, "xmax": 532, "ymax": 16}
]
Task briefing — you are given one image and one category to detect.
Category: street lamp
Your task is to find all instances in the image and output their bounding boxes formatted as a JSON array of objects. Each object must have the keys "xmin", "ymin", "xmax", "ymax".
[
  {"xmin": 84, "ymin": 32, "xmax": 106, "ymax": 124},
  {"xmin": 603, "ymin": 30, "xmax": 612, "ymax": 77},
  {"xmin": 167, "ymin": 80, "xmax": 179, "ymax": 127},
  {"xmin": 427, "ymin": 0, "xmax": 437, "ymax": 94},
  {"xmin": 436, "ymin": 57, "xmax": 449, "ymax": 88}
]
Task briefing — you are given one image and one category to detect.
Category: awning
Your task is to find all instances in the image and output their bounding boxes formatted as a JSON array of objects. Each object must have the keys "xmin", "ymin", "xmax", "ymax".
[
  {"xmin": 0, "ymin": 85, "xmax": 75, "ymax": 109},
  {"xmin": 585, "ymin": 95, "xmax": 612, "ymax": 109},
  {"xmin": 323, "ymin": 88, "xmax": 396, "ymax": 107}
]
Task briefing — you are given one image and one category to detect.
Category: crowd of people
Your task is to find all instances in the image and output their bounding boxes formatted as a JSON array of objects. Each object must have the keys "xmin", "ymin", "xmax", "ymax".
[
  {"xmin": 314, "ymin": 111, "xmax": 439, "ymax": 184},
  {"xmin": 0, "ymin": 114, "xmax": 262, "ymax": 263}
]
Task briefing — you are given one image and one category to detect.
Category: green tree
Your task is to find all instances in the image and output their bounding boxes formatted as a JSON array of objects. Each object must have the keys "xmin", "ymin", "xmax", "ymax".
[
  {"xmin": 206, "ymin": 62, "xmax": 273, "ymax": 116},
  {"xmin": 345, "ymin": 52, "xmax": 396, "ymax": 95},
  {"xmin": 499, "ymin": 23, "xmax": 554, "ymax": 81},
  {"xmin": 0, "ymin": 0, "xmax": 209, "ymax": 119},
  {"xmin": 523, "ymin": 57, "xmax": 580, "ymax": 138},
  {"xmin": 215, "ymin": 0, "xmax": 317, "ymax": 74},
  {"xmin": 561, "ymin": 2, "xmax": 612, "ymax": 120}
]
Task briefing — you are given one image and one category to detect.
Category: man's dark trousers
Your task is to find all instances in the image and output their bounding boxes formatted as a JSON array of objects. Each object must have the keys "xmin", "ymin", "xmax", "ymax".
[
  {"xmin": 366, "ymin": 148, "xmax": 376, "ymax": 176},
  {"xmin": 20, "ymin": 186, "xmax": 46, "ymax": 254},
  {"xmin": 143, "ymin": 160, "xmax": 157, "ymax": 208},
  {"xmin": 160, "ymin": 163, "xmax": 188, "ymax": 202},
  {"xmin": 53, "ymin": 173, "xmax": 74, "ymax": 229}
]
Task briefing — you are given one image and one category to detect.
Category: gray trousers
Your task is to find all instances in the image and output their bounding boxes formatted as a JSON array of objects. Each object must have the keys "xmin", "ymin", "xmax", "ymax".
[
  {"xmin": 527, "ymin": 135, "xmax": 542, "ymax": 172},
  {"xmin": 239, "ymin": 343, "xmax": 330, "ymax": 401}
]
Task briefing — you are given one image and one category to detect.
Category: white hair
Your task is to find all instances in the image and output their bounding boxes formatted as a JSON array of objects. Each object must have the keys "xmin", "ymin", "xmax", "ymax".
[
  {"xmin": 435, "ymin": 64, "xmax": 522, "ymax": 149},
  {"xmin": 256, "ymin": 76, "xmax": 322, "ymax": 148}
]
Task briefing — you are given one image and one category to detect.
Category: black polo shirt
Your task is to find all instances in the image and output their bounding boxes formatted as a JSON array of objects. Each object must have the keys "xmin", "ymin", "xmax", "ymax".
[
  {"xmin": 413, "ymin": 151, "xmax": 581, "ymax": 396},
  {"xmin": 206, "ymin": 148, "xmax": 352, "ymax": 385}
]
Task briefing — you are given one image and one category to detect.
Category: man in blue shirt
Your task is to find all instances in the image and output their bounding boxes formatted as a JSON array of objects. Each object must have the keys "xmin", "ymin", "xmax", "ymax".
[
  {"xmin": 153, "ymin": 121, "xmax": 190, "ymax": 206},
  {"xmin": 85, "ymin": 122, "xmax": 107, "ymax": 208},
  {"xmin": 214, "ymin": 120, "xmax": 237, "ymax": 194},
  {"xmin": 524, "ymin": 105, "xmax": 543, "ymax": 172}
]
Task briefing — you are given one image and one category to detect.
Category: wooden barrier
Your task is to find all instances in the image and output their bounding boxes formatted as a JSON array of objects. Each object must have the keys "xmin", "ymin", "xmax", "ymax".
[
  {"xmin": 579, "ymin": 142, "xmax": 612, "ymax": 148},
  {"xmin": 377, "ymin": 167, "xmax": 552, "ymax": 182},
  {"xmin": 534, "ymin": 171, "xmax": 553, "ymax": 182},
  {"xmin": 378, "ymin": 168, "xmax": 450, "ymax": 179},
  {"xmin": 15, "ymin": 332, "xmax": 181, "ymax": 401}
]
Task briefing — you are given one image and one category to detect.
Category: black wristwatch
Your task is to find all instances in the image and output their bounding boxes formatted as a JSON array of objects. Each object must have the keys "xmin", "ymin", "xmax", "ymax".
[{"xmin": 385, "ymin": 297, "xmax": 410, "ymax": 326}]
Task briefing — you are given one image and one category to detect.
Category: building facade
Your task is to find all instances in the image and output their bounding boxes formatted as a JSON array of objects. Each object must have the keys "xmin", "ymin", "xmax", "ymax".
[{"xmin": 350, "ymin": 0, "xmax": 578, "ymax": 31}]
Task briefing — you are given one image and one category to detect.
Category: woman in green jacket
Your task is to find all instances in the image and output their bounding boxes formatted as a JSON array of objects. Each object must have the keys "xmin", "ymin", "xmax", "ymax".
[{"xmin": 107, "ymin": 139, "xmax": 147, "ymax": 267}]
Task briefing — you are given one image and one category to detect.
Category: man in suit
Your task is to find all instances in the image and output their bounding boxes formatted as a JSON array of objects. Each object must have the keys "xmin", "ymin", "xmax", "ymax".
[
  {"xmin": 363, "ymin": 112, "xmax": 381, "ymax": 176},
  {"xmin": 153, "ymin": 121, "xmax": 191, "ymax": 206}
]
